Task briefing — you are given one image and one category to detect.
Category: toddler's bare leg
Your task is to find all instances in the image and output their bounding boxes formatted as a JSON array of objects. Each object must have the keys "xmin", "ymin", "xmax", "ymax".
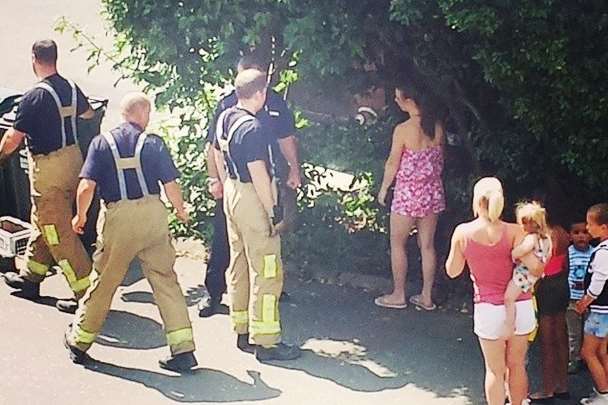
[{"xmin": 503, "ymin": 280, "xmax": 520, "ymax": 339}]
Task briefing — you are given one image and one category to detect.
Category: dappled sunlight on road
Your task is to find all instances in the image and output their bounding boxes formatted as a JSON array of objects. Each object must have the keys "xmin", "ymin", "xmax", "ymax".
[{"xmin": 302, "ymin": 337, "xmax": 398, "ymax": 378}]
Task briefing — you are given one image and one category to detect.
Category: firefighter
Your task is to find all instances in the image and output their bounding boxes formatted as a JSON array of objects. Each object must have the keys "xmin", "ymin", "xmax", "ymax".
[
  {"xmin": 215, "ymin": 69, "xmax": 300, "ymax": 361},
  {"xmin": 199, "ymin": 52, "xmax": 300, "ymax": 317},
  {"xmin": 63, "ymin": 92, "xmax": 197, "ymax": 372},
  {"xmin": 0, "ymin": 39, "xmax": 94, "ymax": 313}
]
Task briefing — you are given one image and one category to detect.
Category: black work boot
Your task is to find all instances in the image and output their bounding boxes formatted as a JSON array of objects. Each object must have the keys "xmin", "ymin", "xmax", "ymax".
[
  {"xmin": 198, "ymin": 298, "xmax": 228, "ymax": 317},
  {"xmin": 159, "ymin": 352, "xmax": 198, "ymax": 373},
  {"xmin": 56, "ymin": 299, "xmax": 78, "ymax": 314},
  {"xmin": 3, "ymin": 272, "xmax": 40, "ymax": 299},
  {"xmin": 255, "ymin": 343, "xmax": 301, "ymax": 362},
  {"xmin": 63, "ymin": 329, "xmax": 91, "ymax": 365},
  {"xmin": 236, "ymin": 334, "xmax": 256, "ymax": 354}
]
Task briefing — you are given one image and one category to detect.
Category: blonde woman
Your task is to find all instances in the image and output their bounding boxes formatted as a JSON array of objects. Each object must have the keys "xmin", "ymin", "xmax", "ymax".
[{"xmin": 446, "ymin": 177, "xmax": 543, "ymax": 405}]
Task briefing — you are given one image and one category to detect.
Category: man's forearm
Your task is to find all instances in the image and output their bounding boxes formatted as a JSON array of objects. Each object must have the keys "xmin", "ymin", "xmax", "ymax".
[
  {"xmin": 76, "ymin": 179, "xmax": 96, "ymax": 218},
  {"xmin": 213, "ymin": 148, "xmax": 227, "ymax": 183},
  {"xmin": 163, "ymin": 180, "xmax": 186, "ymax": 212},
  {"xmin": 0, "ymin": 128, "xmax": 25, "ymax": 164},
  {"xmin": 206, "ymin": 143, "xmax": 219, "ymax": 178},
  {"xmin": 278, "ymin": 135, "xmax": 299, "ymax": 171},
  {"xmin": 248, "ymin": 161, "xmax": 275, "ymax": 215}
]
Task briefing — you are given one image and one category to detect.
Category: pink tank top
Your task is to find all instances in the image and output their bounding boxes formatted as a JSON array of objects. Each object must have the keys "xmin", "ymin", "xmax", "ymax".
[{"xmin": 463, "ymin": 224, "xmax": 532, "ymax": 305}]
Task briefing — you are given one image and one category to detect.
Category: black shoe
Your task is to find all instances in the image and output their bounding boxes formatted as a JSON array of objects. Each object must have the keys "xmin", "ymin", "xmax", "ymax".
[
  {"xmin": 279, "ymin": 291, "xmax": 290, "ymax": 302},
  {"xmin": 56, "ymin": 299, "xmax": 78, "ymax": 314},
  {"xmin": 159, "ymin": 352, "xmax": 198, "ymax": 372},
  {"xmin": 237, "ymin": 334, "xmax": 256, "ymax": 354},
  {"xmin": 3, "ymin": 272, "xmax": 40, "ymax": 299},
  {"xmin": 63, "ymin": 330, "xmax": 91, "ymax": 365},
  {"xmin": 198, "ymin": 299, "xmax": 228, "ymax": 317},
  {"xmin": 255, "ymin": 343, "xmax": 301, "ymax": 362}
]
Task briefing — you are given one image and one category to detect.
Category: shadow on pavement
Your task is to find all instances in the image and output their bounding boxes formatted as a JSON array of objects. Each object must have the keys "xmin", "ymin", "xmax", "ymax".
[
  {"xmin": 120, "ymin": 291, "xmax": 155, "ymax": 304},
  {"xmin": 121, "ymin": 259, "xmax": 145, "ymax": 287},
  {"xmin": 9, "ymin": 291, "xmax": 60, "ymax": 309},
  {"xmin": 272, "ymin": 280, "xmax": 481, "ymax": 404},
  {"xmin": 85, "ymin": 360, "xmax": 281, "ymax": 403},
  {"xmin": 95, "ymin": 310, "xmax": 166, "ymax": 350}
]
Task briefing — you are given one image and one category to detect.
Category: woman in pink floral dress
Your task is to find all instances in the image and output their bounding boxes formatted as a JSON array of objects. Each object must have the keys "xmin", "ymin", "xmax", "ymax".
[{"xmin": 376, "ymin": 81, "xmax": 445, "ymax": 311}]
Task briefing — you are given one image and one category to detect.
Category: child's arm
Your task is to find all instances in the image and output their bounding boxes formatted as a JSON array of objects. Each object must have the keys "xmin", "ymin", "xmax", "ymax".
[
  {"xmin": 577, "ymin": 249, "xmax": 608, "ymax": 314},
  {"xmin": 512, "ymin": 234, "xmax": 536, "ymax": 260}
]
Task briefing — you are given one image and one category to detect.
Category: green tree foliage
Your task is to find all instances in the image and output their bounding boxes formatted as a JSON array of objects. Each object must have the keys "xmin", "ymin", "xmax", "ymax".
[{"xmin": 58, "ymin": 0, "xmax": 608, "ymax": 273}]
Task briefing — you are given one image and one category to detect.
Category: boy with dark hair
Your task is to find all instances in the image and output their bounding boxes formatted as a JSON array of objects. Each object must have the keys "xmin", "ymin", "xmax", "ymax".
[
  {"xmin": 576, "ymin": 203, "xmax": 608, "ymax": 404},
  {"xmin": 567, "ymin": 220, "xmax": 593, "ymax": 373}
]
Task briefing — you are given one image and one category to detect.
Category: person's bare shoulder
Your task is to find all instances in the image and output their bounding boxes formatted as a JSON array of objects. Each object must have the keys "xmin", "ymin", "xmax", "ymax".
[
  {"xmin": 394, "ymin": 119, "xmax": 418, "ymax": 142},
  {"xmin": 454, "ymin": 221, "xmax": 475, "ymax": 240},
  {"xmin": 504, "ymin": 222, "xmax": 524, "ymax": 244}
]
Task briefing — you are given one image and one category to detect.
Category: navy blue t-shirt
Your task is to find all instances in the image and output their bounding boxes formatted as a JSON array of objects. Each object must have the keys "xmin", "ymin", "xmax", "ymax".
[
  {"xmin": 213, "ymin": 107, "xmax": 269, "ymax": 183},
  {"xmin": 80, "ymin": 122, "xmax": 180, "ymax": 203},
  {"xmin": 207, "ymin": 89, "xmax": 295, "ymax": 178},
  {"xmin": 13, "ymin": 74, "xmax": 89, "ymax": 155}
]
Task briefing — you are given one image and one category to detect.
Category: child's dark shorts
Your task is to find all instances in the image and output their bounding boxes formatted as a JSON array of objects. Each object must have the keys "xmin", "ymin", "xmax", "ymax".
[{"xmin": 535, "ymin": 270, "xmax": 569, "ymax": 316}]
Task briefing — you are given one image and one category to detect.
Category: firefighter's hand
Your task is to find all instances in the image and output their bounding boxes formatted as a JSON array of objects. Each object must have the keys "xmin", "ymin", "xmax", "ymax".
[
  {"xmin": 208, "ymin": 177, "xmax": 223, "ymax": 199},
  {"xmin": 270, "ymin": 220, "xmax": 286, "ymax": 237},
  {"xmin": 72, "ymin": 214, "xmax": 86, "ymax": 235},
  {"xmin": 286, "ymin": 168, "xmax": 301, "ymax": 189},
  {"xmin": 176, "ymin": 207, "xmax": 190, "ymax": 224}
]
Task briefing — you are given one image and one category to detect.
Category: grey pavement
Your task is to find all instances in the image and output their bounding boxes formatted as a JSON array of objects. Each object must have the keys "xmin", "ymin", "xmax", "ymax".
[
  {"xmin": 1, "ymin": 239, "xmax": 594, "ymax": 405},
  {"xmin": 1, "ymin": 242, "xmax": 480, "ymax": 405}
]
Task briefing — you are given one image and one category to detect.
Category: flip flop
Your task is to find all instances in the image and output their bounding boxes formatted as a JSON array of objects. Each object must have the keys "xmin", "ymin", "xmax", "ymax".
[
  {"xmin": 409, "ymin": 294, "xmax": 437, "ymax": 311},
  {"xmin": 374, "ymin": 296, "xmax": 407, "ymax": 309},
  {"xmin": 527, "ymin": 392, "xmax": 555, "ymax": 404}
]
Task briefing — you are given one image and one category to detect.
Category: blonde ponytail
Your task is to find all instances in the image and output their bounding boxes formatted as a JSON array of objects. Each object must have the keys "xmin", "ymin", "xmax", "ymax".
[
  {"xmin": 487, "ymin": 189, "xmax": 505, "ymax": 223},
  {"xmin": 473, "ymin": 177, "xmax": 505, "ymax": 223}
]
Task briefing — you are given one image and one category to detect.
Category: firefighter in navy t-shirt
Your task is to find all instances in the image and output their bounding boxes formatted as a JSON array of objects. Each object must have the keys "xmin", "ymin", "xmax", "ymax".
[
  {"xmin": 199, "ymin": 53, "xmax": 300, "ymax": 317},
  {"xmin": 214, "ymin": 69, "xmax": 300, "ymax": 361},
  {"xmin": 0, "ymin": 40, "xmax": 94, "ymax": 313},
  {"xmin": 64, "ymin": 92, "xmax": 197, "ymax": 372}
]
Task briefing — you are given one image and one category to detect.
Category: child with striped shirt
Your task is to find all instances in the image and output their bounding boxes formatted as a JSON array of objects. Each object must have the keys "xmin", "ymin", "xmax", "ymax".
[{"xmin": 567, "ymin": 221, "xmax": 593, "ymax": 374}]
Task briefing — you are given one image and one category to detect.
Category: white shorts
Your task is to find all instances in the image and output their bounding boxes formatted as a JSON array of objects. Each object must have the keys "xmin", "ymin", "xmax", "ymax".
[{"xmin": 473, "ymin": 300, "xmax": 536, "ymax": 340}]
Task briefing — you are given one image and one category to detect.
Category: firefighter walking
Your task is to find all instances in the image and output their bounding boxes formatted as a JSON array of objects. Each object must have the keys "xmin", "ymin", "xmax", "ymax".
[
  {"xmin": 64, "ymin": 92, "xmax": 197, "ymax": 372},
  {"xmin": 0, "ymin": 40, "xmax": 95, "ymax": 313},
  {"xmin": 214, "ymin": 69, "xmax": 300, "ymax": 361}
]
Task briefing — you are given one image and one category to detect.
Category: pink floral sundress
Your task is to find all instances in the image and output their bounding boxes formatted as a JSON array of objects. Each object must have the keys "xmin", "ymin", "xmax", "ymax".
[{"xmin": 390, "ymin": 145, "xmax": 445, "ymax": 218}]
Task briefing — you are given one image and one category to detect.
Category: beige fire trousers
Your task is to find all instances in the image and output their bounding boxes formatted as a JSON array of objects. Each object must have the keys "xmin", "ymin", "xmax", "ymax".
[
  {"xmin": 68, "ymin": 196, "xmax": 195, "ymax": 355},
  {"xmin": 19, "ymin": 145, "xmax": 92, "ymax": 298},
  {"xmin": 223, "ymin": 178, "xmax": 284, "ymax": 347}
]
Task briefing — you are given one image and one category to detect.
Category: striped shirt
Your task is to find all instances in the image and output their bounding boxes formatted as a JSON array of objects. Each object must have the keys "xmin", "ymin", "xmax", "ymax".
[{"xmin": 568, "ymin": 245, "xmax": 593, "ymax": 300}]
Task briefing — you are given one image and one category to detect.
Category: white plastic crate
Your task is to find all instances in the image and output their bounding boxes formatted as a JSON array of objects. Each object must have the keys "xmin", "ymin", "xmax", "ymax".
[{"xmin": 0, "ymin": 216, "xmax": 31, "ymax": 258}]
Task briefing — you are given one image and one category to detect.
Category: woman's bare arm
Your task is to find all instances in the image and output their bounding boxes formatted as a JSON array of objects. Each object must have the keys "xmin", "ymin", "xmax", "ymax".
[
  {"xmin": 446, "ymin": 225, "xmax": 467, "ymax": 278},
  {"xmin": 380, "ymin": 126, "xmax": 405, "ymax": 191}
]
